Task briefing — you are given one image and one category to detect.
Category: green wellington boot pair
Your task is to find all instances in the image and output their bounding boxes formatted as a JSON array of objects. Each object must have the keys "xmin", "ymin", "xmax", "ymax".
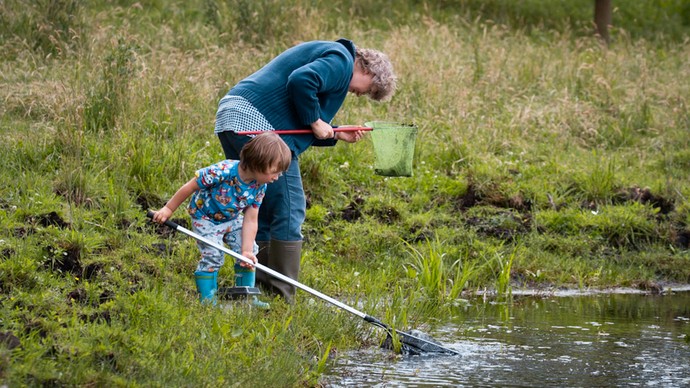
[{"xmin": 194, "ymin": 266, "xmax": 270, "ymax": 309}]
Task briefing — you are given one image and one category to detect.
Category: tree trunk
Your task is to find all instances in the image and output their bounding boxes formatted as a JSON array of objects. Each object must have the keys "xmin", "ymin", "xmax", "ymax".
[{"xmin": 594, "ymin": 0, "xmax": 612, "ymax": 44}]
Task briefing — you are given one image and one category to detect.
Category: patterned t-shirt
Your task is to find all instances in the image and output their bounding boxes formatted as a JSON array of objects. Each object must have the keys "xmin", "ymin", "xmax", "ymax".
[{"xmin": 187, "ymin": 160, "xmax": 266, "ymax": 223}]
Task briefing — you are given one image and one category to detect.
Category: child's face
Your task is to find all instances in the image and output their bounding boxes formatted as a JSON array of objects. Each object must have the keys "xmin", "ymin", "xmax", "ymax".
[{"xmin": 254, "ymin": 165, "xmax": 284, "ymax": 185}]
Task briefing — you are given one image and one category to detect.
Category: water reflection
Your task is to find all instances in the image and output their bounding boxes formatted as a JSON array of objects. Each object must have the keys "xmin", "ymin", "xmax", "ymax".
[{"xmin": 322, "ymin": 291, "xmax": 690, "ymax": 387}]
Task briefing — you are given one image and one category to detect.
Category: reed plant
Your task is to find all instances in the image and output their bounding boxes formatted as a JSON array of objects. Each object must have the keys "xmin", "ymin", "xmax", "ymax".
[
  {"xmin": 495, "ymin": 247, "xmax": 517, "ymax": 298},
  {"xmin": 403, "ymin": 239, "xmax": 448, "ymax": 299}
]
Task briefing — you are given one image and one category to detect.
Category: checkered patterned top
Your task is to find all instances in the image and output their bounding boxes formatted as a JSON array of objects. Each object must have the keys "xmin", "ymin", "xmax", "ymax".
[{"xmin": 215, "ymin": 95, "xmax": 274, "ymax": 134}]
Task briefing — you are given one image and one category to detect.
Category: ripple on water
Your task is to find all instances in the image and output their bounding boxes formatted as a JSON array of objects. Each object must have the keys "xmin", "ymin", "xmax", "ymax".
[{"xmin": 321, "ymin": 292, "xmax": 690, "ymax": 387}]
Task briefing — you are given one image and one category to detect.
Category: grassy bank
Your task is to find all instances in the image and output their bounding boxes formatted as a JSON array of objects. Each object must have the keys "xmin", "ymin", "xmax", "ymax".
[{"xmin": 1, "ymin": 0, "xmax": 689, "ymax": 385}]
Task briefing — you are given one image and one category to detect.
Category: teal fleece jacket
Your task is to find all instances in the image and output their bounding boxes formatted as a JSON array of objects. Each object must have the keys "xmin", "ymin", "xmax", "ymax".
[{"xmin": 226, "ymin": 39, "xmax": 356, "ymax": 155}]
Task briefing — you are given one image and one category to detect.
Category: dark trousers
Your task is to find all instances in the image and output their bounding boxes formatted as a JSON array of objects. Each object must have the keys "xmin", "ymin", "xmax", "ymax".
[{"xmin": 217, "ymin": 131, "xmax": 305, "ymax": 242}]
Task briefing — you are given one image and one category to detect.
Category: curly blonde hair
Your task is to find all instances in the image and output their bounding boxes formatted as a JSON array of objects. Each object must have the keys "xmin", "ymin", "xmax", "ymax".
[{"xmin": 356, "ymin": 48, "xmax": 397, "ymax": 101}]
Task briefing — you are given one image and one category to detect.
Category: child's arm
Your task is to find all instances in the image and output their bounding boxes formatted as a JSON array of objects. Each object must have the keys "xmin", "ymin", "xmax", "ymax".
[
  {"xmin": 239, "ymin": 206, "xmax": 259, "ymax": 268},
  {"xmin": 152, "ymin": 178, "xmax": 200, "ymax": 224}
]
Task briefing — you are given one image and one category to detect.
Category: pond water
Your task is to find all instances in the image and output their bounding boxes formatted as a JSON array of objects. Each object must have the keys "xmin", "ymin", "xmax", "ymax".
[{"xmin": 321, "ymin": 289, "xmax": 690, "ymax": 387}]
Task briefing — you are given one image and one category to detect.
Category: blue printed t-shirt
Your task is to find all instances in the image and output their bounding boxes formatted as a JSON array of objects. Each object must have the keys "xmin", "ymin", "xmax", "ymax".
[{"xmin": 187, "ymin": 160, "xmax": 266, "ymax": 224}]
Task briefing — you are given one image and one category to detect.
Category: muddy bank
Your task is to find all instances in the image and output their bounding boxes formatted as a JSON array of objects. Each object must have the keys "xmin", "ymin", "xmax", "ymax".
[{"xmin": 473, "ymin": 284, "xmax": 690, "ymax": 297}]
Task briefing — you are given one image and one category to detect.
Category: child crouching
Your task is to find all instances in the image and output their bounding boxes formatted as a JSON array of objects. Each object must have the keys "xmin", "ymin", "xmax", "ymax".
[{"xmin": 151, "ymin": 132, "xmax": 291, "ymax": 307}]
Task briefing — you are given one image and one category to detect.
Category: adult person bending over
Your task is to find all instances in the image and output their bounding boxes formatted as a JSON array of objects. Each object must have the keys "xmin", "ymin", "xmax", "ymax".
[{"xmin": 215, "ymin": 38, "xmax": 396, "ymax": 302}]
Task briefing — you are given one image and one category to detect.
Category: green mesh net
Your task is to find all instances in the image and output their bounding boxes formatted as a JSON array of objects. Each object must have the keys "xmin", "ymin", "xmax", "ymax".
[{"xmin": 365, "ymin": 121, "xmax": 418, "ymax": 177}]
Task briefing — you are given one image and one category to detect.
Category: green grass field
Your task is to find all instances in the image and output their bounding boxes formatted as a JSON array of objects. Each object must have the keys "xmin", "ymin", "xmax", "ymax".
[{"xmin": 1, "ymin": 0, "xmax": 689, "ymax": 385}]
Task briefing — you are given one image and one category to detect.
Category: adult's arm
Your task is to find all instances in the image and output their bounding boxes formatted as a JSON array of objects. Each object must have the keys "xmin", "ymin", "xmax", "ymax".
[{"xmin": 286, "ymin": 52, "xmax": 352, "ymax": 127}]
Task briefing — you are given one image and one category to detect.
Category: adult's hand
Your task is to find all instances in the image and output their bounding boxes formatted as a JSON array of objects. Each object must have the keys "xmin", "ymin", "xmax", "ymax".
[
  {"xmin": 335, "ymin": 128, "xmax": 366, "ymax": 143},
  {"xmin": 311, "ymin": 119, "xmax": 334, "ymax": 139}
]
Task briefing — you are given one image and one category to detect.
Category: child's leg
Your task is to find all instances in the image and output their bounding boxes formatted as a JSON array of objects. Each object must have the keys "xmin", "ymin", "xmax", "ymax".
[
  {"xmin": 222, "ymin": 218, "xmax": 268, "ymax": 308},
  {"xmin": 191, "ymin": 218, "xmax": 228, "ymax": 304},
  {"xmin": 192, "ymin": 218, "xmax": 229, "ymax": 272},
  {"xmin": 221, "ymin": 214, "xmax": 258, "ymax": 274},
  {"xmin": 193, "ymin": 270, "xmax": 217, "ymax": 305}
]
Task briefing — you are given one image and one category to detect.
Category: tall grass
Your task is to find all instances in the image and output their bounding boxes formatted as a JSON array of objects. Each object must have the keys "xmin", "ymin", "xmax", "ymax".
[
  {"xmin": 0, "ymin": 0, "xmax": 83, "ymax": 57},
  {"xmin": 83, "ymin": 38, "xmax": 139, "ymax": 133}
]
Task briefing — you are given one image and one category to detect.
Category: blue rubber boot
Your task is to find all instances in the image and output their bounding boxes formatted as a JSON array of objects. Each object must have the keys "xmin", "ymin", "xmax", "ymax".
[
  {"xmin": 194, "ymin": 270, "xmax": 218, "ymax": 305},
  {"xmin": 234, "ymin": 264, "xmax": 270, "ymax": 309}
]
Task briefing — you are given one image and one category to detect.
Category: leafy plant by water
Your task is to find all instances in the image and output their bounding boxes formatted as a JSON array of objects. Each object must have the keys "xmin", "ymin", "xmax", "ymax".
[
  {"xmin": 404, "ymin": 238, "xmax": 449, "ymax": 300},
  {"xmin": 495, "ymin": 247, "xmax": 517, "ymax": 298}
]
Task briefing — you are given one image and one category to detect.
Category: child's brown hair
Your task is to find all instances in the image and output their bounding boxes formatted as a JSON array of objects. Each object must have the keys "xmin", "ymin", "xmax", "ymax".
[{"xmin": 239, "ymin": 131, "xmax": 291, "ymax": 173}]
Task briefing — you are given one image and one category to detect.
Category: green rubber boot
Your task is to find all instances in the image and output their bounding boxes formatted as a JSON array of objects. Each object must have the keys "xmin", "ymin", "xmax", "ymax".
[
  {"xmin": 234, "ymin": 264, "xmax": 270, "ymax": 309},
  {"xmin": 194, "ymin": 270, "xmax": 218, "ymax": 305},
  {"xmin": 255, "ymin": 240, "xmax": 270, "ymax": 290},
  {"xmin": 266, "ymin": 240, "xmax": 302, "ymax": 303}
]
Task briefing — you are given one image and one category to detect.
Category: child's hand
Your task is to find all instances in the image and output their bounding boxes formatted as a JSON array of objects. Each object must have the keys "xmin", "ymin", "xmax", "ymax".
[
  {"xmin": 240, "ymin": 252, "xmax": 257, "ymax": 269},
  {"xmin": 152, "ymin": 206, "xmax": 173, "ymax": 224}
]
